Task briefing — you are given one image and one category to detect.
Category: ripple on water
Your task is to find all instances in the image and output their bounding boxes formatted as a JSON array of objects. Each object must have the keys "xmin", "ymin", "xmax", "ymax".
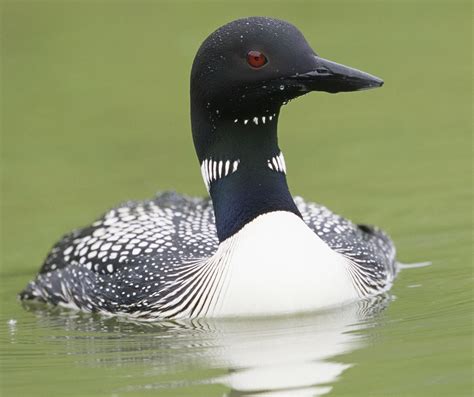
[{"xmin": 7, "ymin": 296, "xmax": 393, "ymax": 396}]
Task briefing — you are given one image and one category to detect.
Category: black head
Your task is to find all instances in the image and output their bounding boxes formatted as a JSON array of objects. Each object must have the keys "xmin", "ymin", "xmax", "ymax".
[
  {"xmin": 190, "ymin": 16, "xmax": 383, "ymax": 161},
  {"xmin": 189, "ymin": 17, "xmax": 384, "ymax": 241},
  {"xmin": 191, "ymin": 17, "xmax": 315, "ymax": 117}
]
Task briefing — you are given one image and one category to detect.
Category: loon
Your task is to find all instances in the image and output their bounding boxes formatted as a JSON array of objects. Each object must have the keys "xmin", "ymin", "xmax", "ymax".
[{"xmin": 20, "ymin": 17, "xmax": 397, "ymax": 319}]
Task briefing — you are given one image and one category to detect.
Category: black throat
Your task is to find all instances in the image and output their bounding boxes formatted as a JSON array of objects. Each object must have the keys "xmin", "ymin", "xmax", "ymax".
[{"xmin": 191, "ymin": 102, "xmax": 302, "ymax": 242}]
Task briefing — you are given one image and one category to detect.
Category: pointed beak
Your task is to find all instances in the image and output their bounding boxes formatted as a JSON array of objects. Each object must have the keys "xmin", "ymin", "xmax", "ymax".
[{"xmin": 290, "ymin": 56, "xmax": 384, "ymax": 93}]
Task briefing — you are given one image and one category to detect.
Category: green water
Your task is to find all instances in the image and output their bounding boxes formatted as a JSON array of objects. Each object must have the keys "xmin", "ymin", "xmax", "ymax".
[{"xmin": 1, "ymin": 1, "xmax": 472, "ymax": 396}]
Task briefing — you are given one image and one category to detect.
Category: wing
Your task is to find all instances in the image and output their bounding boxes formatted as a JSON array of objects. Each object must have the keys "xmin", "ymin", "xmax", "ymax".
[
  {"xmin": 37, "ymin": 191, "xmax": 219, "ymax": 276},
  {"xmin": 19, "ymin": 192, "xmax": 219, "ymax": 304}
]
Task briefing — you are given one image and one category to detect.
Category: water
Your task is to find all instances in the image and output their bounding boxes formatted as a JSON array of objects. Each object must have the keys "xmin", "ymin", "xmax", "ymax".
[{"xmin": 1, "ymin": 1, "xmax": 472, "ymax": 396}]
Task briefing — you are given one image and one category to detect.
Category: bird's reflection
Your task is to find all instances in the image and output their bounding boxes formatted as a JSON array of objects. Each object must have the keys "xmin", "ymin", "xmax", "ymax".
[{"xmin": 22, "ymin": 295, "xmax": 392, "ymax": 396}]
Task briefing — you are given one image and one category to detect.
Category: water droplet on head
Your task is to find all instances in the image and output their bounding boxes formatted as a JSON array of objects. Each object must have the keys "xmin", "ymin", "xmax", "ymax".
[{"xmin": 279, "ymin": 85, "xmax": 285, "ymax": 91}]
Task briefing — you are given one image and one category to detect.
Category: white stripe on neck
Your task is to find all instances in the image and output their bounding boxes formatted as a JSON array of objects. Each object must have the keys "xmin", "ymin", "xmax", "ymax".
[
  {"xmin": 201, "ymin": 151, "xmax": 286, "ymax": 192},
  {"xmin": 267, "ymin": 152, "xmax": 286, "ymax": 174},
  {"xmin": 201, "ymin": 158, "xmax": 240, "ymax": 191}
]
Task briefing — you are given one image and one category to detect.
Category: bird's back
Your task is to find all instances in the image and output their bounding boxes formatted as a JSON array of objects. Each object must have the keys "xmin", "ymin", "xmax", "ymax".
[{"xmin": 20, "ymin": 191, "xmax": 396, "ymax": 318}]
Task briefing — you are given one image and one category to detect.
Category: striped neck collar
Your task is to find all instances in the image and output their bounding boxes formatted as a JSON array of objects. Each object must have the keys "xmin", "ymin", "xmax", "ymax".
[
  {"xmin": 192, "ymin": 106, "xmax": 301, "ymax": 242},
  {"xmin": 200, "ymin": 152, "xmax": 286, "ymax": 192}
]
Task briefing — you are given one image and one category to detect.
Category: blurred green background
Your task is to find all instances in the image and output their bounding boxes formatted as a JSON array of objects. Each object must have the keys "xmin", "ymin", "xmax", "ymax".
[{"xmin": 1, "ymin": 1, "xmax": 472, "ymax": 396}]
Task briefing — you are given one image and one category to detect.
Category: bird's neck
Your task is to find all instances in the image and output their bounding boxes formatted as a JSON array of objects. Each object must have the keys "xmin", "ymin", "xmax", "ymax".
[{"xmin": 191, "ymin": 105, "xmax": 301, "ymax": 242}]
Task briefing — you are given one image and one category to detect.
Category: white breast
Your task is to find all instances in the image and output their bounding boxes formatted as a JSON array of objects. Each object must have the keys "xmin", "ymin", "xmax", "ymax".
[{"xmin": 211, "ymin": 211, "xmax": 360, "ymax": 317}]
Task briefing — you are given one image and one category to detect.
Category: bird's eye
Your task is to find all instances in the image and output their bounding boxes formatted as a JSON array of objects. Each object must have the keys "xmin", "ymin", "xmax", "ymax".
[{"xmin": 247, "ymin": 50, "xmax": 268, "ymax": 68}]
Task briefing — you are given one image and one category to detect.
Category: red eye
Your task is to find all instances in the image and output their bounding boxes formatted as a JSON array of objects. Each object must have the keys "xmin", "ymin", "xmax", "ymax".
[{"xmin": 247, "ymin": 50, "xmax": 268, "ymax": 68}]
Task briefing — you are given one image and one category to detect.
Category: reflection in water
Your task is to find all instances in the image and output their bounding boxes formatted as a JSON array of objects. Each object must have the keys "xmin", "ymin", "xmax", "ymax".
[{"xmin": 21, "ymin": 296, "xmax": 392, "ymax": 396}]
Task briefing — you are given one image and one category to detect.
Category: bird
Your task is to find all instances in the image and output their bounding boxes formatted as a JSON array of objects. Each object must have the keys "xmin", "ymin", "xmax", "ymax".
[{"xmin": 19, "ymin": 16, "xmax": 397, "ymax": 320}]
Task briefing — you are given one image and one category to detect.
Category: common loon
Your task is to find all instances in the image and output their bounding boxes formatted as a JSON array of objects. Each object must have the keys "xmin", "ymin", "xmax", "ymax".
[{"xmin": 20, "ymin": 17, "xmax": 397, "ymax": 319}]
